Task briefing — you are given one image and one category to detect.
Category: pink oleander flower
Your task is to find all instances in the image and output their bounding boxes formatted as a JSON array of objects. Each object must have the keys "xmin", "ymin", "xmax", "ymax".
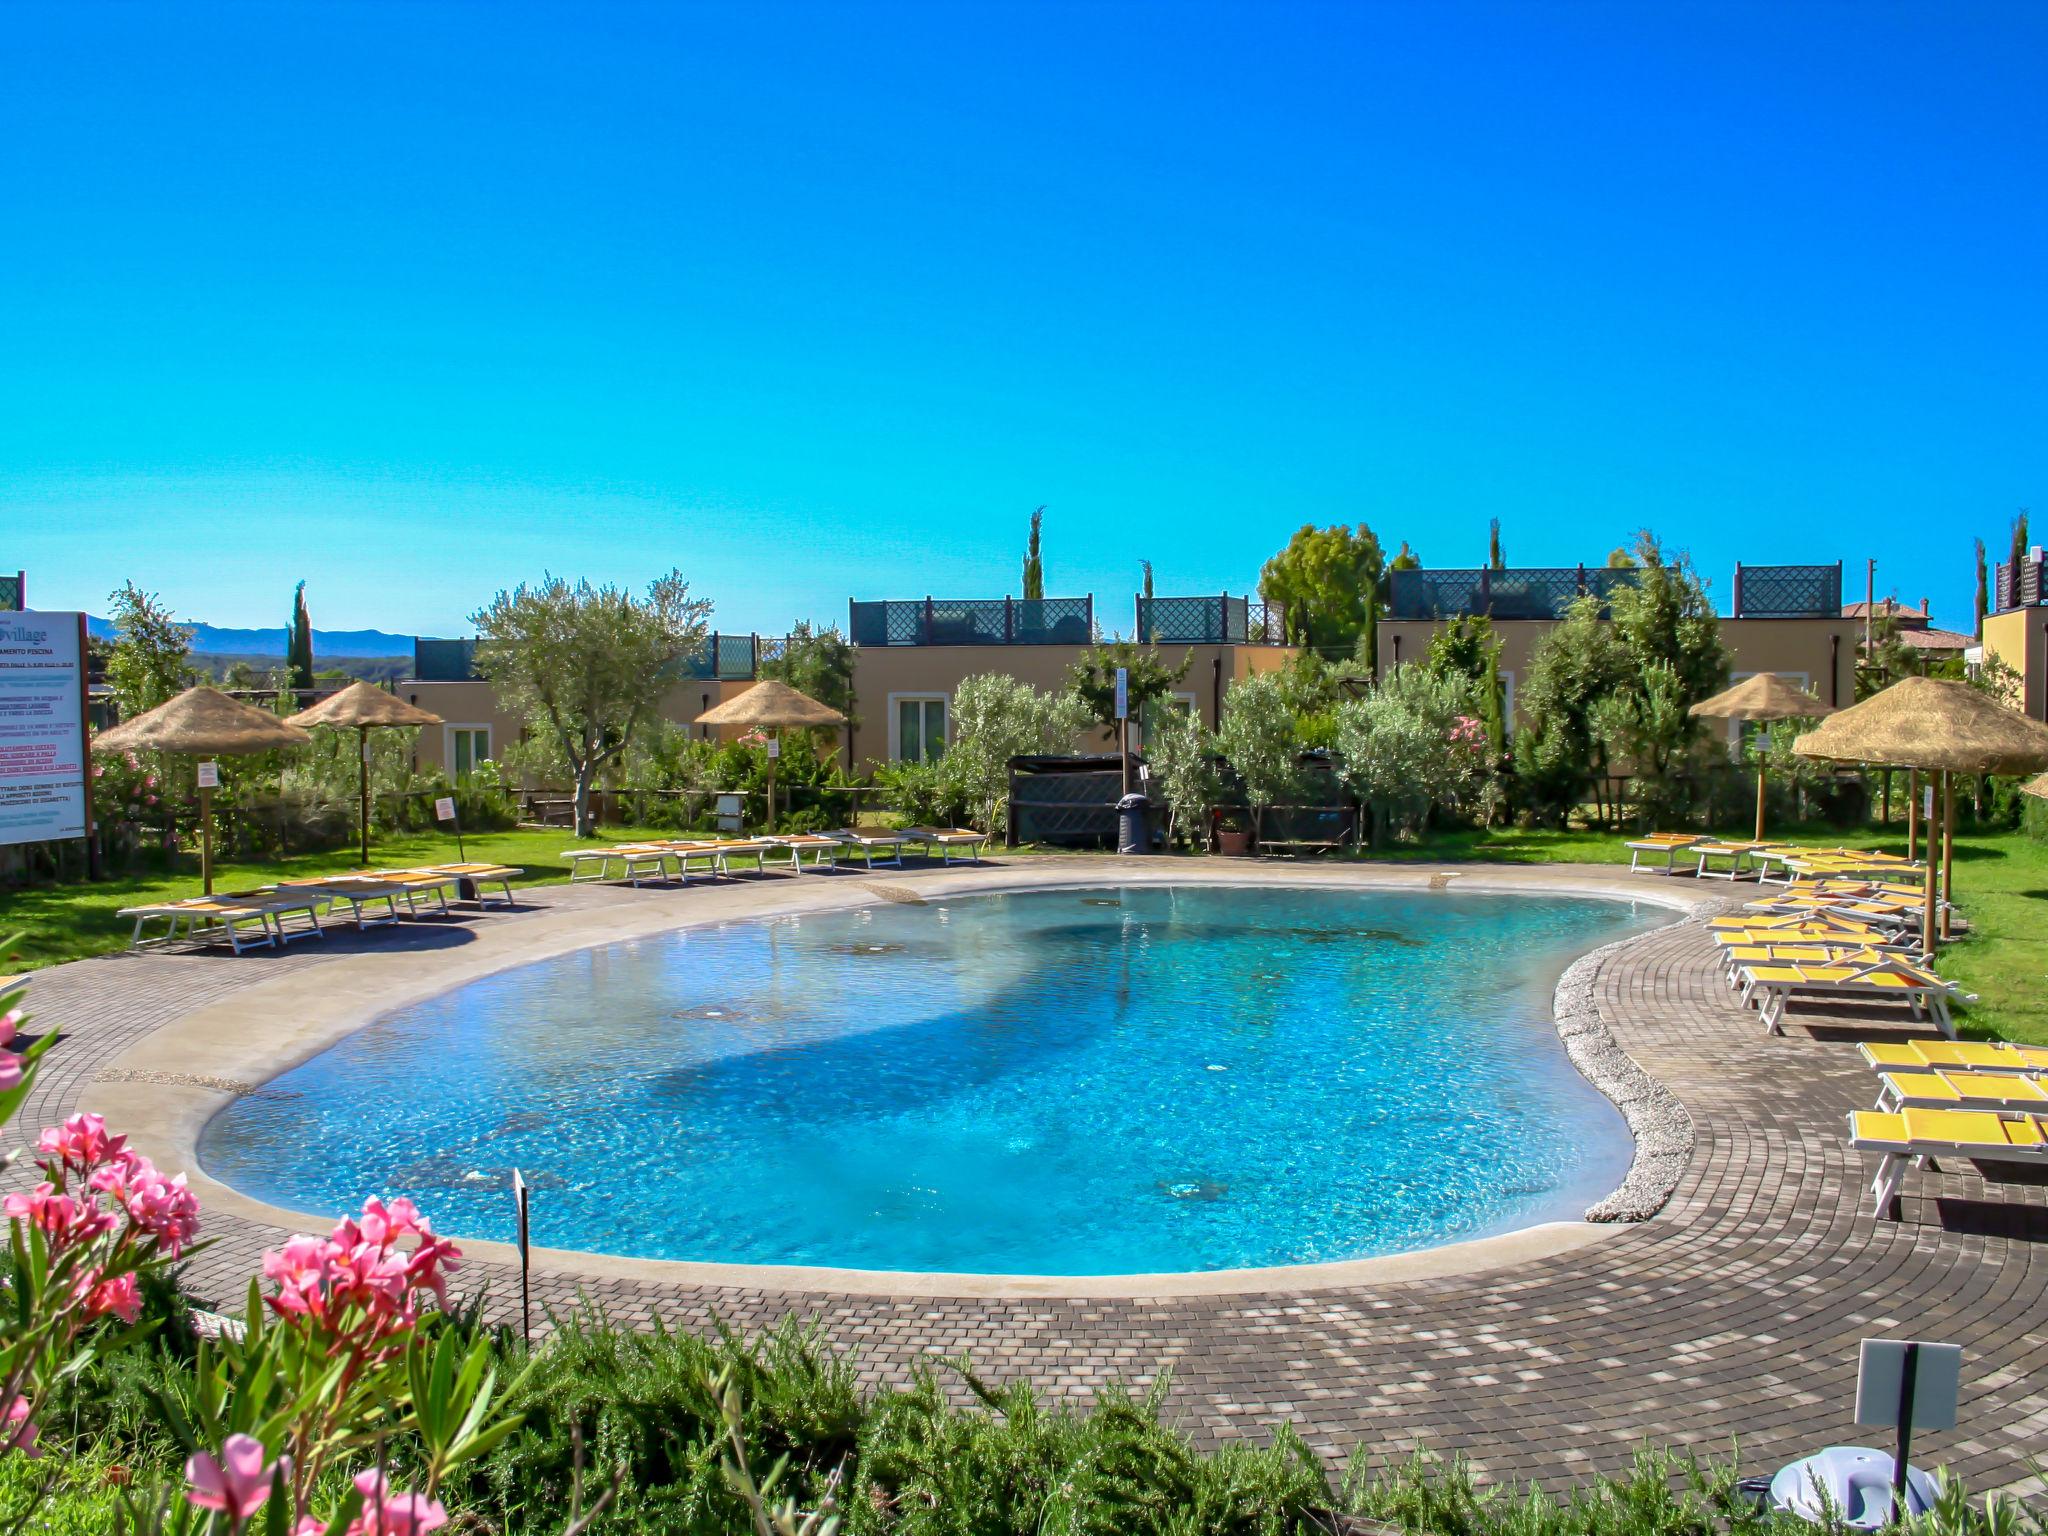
[
  {"xmin": 336, "ymin": 1470, "xmax": 448, "ymax": 1536},
  {"xmin": 38, "ymin": 1113, "xmax": 128, "ymax": 1175},
  {"xmin": 0, "ymin": 1008, "xmax": 21, "ymax": 1046},
  {"xmin": 263, "ymin": 1197, "xmax": 462, "ymax": 1332},
  {"xmin": 92, "ymin": 763, "xmax": 105, "ymax": 778},
  {"xmin": 3, "ymin": 1398, "xmax": 40, "ymax": 1459},
  {"xmin": 78, "ymin": 1267, "xmax": 143, "ymax": 1325},
  {"xmin": 0, "ymin": 1051, "xmax": 21, "ymax": 1093},
  {"xmin": 144, "ymin": 773, "xmax": 157, "ymax": 789},
  {"xmin": 186, "ymin": 1435, "xmax": 282, "ymax": 1520},
  {"xmin": 90, "ymin": 1154, "xmax": 202, "ymax": 1257},
  {"xmin": 4, "ymin": 1183, "xmax": 115, "ymax": 1248},
  {"xmin": 124, "ymin": 753, "xmax": 139, "ymax": 771}
]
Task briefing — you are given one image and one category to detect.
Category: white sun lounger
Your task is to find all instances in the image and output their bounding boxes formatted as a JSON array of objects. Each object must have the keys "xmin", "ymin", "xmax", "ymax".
[
  {"xmin": 563, "ymin": 845, "xmax": 677, "ymax": 886},
  {"xmin": 409, "ymin": 863, "xmax": 521, "ymax": 907},
  {"xmin": 1874, "ymin": 1069, "xmax": 2048, "ymax": 1115},
  {"xmin": 118, "ymin": 893, "xmax": 325, "ymax": 954},
  {"xmin": 904, "ymin": 827, "xmax": 989, "ymax": 865},
  {"xmin": 1849, "ymin": 1106, "xmax": 2048, "ymax": 1216},
  {"xmin": 1737, "ymin": 958, "xmax": 1974, "ymax": 1038},
  {"xmin": 275, "ymin": 877, "xmax": 406, "ymax": 929},
  {"xmin": 1859, "ymin": 1039, "xmax": 2048, "ymax": 1077},
  {"xmin": 769, "ymin": 834, "xmax": 844, "ymax": 871},
  {"xmin": 832, "ymin": 829, "xmax": 907, "ymax": 869}
]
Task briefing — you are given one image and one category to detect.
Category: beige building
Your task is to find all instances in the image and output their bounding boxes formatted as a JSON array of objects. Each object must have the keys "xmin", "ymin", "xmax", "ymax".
[
  {"xmin": 403, "ymin": 594, "xmax": 1297, "ymax": 778},
  {"xmin": 1375, "ymin": 561, "xmax": 1858, "ymax": 742},
  {"xmin": 1981, "ymin": 548, "xmax": 2048, "ymax": 722}
]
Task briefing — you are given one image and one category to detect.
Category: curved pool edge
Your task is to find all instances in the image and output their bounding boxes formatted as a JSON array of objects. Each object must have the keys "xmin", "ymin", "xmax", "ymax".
[{"xmin": 84, "ymin": 858, "xmax": 1719, "ymax": 1300}]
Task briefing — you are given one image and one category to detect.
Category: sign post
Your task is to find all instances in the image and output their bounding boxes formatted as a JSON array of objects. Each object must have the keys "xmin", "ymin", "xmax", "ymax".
[
  {"xmin": 1856, "ymin": 1338, "xmax": 1961, "ymax": 1514},
  {"xmin": 195, "ymin": 760, "xmax": 220, "ymax": 894},
  {"xmin": 510, "ymin": 1168, "xmax": 532, "ymax": 1344},
  {"xmin": 434, "ymin": 794, "xmax": 465, "ymax": 863},
  {"xmin": 0, "ymin": 610, "xmax": 88, "ymax": 859},
  {"xmin": 1115, "ymin": 666, "xmax": 1130, "ymax": 797}
]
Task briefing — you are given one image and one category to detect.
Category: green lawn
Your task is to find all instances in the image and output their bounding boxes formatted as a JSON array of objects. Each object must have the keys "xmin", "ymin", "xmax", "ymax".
[{"xmin": 5, "ymin": 819, "xmax": 2043, "ymax": 1045}]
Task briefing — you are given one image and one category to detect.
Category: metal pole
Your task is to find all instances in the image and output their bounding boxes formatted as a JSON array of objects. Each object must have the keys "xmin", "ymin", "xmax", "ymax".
[
  {"xmin": 1921, "ymin": 779, "xmax": 1939, "ymax": 956},
  {"xmin": 199, "ymin": 779, "xmax": 214, "ymax": 895},
  {"xmin": 1893, "ymin": 1342, "xmax": 1920, "ymax": 1512},
  {"xmin": 1941, "ymin": 773, "xmax": 1955, "ymax": 939},
  {"xmin": 359, "ymin": 728, "xmax": 372, "ymax": 868}
]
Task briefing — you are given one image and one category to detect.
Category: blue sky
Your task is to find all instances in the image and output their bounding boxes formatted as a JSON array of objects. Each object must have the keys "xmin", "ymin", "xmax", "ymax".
[{"xmin": 7, "ymin": 2, "xmax": 2043, "ymax": 637}]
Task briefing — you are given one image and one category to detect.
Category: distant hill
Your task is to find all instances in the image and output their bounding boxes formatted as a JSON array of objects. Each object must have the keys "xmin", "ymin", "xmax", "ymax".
[
  {"xmin": 187, "ymin": 653, "xmax": 409, "ymax": 686},
  {"xmin": 85, "ymin": 618, "xmax": 416, "ymax": 658}
]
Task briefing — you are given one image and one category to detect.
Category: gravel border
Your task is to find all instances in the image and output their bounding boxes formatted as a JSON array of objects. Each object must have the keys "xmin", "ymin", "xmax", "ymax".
[{"xmin": 1554, "ymin": 910, "xmax": 1711, "ymax": 1223}]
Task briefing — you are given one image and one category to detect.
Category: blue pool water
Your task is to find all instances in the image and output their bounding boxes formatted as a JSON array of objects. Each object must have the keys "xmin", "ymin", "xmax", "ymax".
[{"xmin": 200, "ymin": 886, "xmax": 1664, "ymax": 1275}]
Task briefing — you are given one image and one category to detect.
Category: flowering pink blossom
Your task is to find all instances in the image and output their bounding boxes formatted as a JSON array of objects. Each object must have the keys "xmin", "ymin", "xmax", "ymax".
[
  {"xmin": 262, "ymin": 1197, "xmax": 461, "ymax": 1332},
  {"xmin": 90, "ymin": 1154, "xmax": 202, "ymax": 1257},
  {"xmin": 0, "ymin": 1052, "xmax": 21, "ymax": 1092},
  {"xmin": 3, "ymin": 1398, "xmax": 40, "ymax": 1459},
  {"xmin": 92, "ymin": 763, "xmax": 105, "ymax": 779},
  {"xmin": 324, "ymin": 1470, "xmax": 448, "ymax": 1536},
  {"xmin": 4, "ymin": 1183, "xmax": 116, "ymax": 1249},
  {"xmin": 186, "ymin": 1434, "xmax": 282, "ymax": 1520},
  {"xmin": 38, "ymin": 1113, "xmax": 128, "ymax": 1175},
  {"xmin": 78, "ymin": 1268, "xmax": 143, "ymax": 1325},
  {"xmin": 0, "ymin": 1009, "xmax": 21, "ymax": 1045}
]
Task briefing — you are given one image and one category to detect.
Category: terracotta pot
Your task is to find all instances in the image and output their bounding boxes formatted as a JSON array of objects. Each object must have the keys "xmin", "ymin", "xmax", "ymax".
[{"xmin": 1216, "ymin": 829, "xmax": 1252, "ymax": 857}]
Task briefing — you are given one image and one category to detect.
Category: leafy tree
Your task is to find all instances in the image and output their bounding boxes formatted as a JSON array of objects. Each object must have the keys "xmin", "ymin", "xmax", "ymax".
[
  {"xmin": 1259, "ymin": 523, "xmax": 1386, "ymax": 667},
  {"xmin": 1215, "ymin": 672, "xmax": 1300, "ymax": 845},
  {"xmin": 1334, "ymin": 664, "xmax": 1496, "ymax": 844},
  {"xmin": 760, "ymin": 621, "xmax": 857, "ymax": 744},
  {"xmin": 1426, "ymin": 613, "xmax": 1505, "ymax": 758},
  {"xmin": 1487, "ymin": 517, "xmax": 1505, "ymax": 570},
  {"xmin": 1605, "ymin": 547, "xmax": 1637, "ymax": 568},
  {"xmin": 1389, "ymin": 542, "xmax": 1420, "ymax": 571},
  {"xmin": 1511, "ymin": 595, "xmax": 1627, "ymax": 825},
  {"xmin": 1145, "ymin": 709, "xmax": 1223, "ymax": 849},
  {"xmin": 2011, "ymin": 508, "xmax": 2031, "ymax": 588},
  {"xmin": 472, "ymin": 570, "xmax": 711, "ymax": 837},
  {"xmin": 1067, "ymin": 642, "xmax": 1190, "ymax": 732},
  {"xmin": 104, "ymin": 582, "xmax": 193, "ymax": 719},
  {"xmin": 940, "ymin": 673, "xmax": 1093, "ymax": 833},
  {"xmin": 287, "ymin": 581, "xmax": 314, "ymax": 695},
  {"xmin": 1606, "ymin": 532, "xmax": 1726, "ymax": 709},
  {"xmin": 1022, "ymin": 506, "xmax": 1045, "ymax": 600}
]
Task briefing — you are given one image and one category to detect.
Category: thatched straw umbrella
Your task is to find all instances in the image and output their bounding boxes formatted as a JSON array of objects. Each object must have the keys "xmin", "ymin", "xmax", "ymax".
[
  {"xmin": 693, "ymin": 680, "xmax": 847, "ymax": 827},
  {"xmin": 1794, "ymin": 676, "xmax": 2048, "ymax": 952},
  {"xmin": 2024, "ymin": 773, "xmax": 2048, "ymax": 801},
  {"xmin": 1688, "ymin": 672, "xmax": 1834, "ymax": 840},
  {"xmin": 285, "ymin": 681, "xmax": 443, "ymax": 867},
  {"xmin": 94, "ymin": 686, "xmax": 313, "ymax": 894}
]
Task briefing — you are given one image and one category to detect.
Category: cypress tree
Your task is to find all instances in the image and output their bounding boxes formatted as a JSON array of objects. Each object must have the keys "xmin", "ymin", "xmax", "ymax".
[
  {"xmin": 1975, "ymin": 537, "xmax": 1988, "ymax": 635},
  {"xmin": 288, "ymin": 581, "xmax": 314, "ymax": 694},
  {"xmin": 1022, "ymin": 507, "xmax": 1045, "ymax": 601},
  {"xmin": 1488, "ymin": 517, "xmax": 1505, "ymax": 570}
]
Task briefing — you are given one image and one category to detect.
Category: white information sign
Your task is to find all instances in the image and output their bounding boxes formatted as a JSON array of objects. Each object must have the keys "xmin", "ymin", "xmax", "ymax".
[
  {"xmin": 767, "ymin": 737, "xmax": 781, "ymax": 759},
  {"xmin": 434, "ymin": 796, "xmax": 457, "ymax": 821},
  {"xmin": 1114, "ymin": 667, "xmax": 1129, "ymax": 720},
  {"xmin": 196, "ymin": 761, "xmax": 220, "ymax": 790},
  {"xmin": 0, "ymin": 612, "xmax": 87, "ymax": 847}
]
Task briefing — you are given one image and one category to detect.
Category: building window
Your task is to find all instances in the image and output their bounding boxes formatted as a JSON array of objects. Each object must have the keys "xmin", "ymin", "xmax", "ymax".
[
  {"xmin": 448, "ymin": 726, "xmax": 491, "ymax": 779},
  {"xmin": 891, "ymin": 695, "xmax": 947, "ymax": 763}
]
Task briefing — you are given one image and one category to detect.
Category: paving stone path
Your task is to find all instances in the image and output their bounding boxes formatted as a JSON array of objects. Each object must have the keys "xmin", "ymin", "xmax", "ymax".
[{"xmin": 12, "ymin": 868, "xmax": 2047, "ymax": 1494}]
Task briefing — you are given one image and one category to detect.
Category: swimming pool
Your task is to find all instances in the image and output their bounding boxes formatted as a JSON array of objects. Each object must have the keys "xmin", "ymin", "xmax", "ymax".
[{"xmin": 200, "ymin": 885, "xmax": 1666, "ymax": 1275}]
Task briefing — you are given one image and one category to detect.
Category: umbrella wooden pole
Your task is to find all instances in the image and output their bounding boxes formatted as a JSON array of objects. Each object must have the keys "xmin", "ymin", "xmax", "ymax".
[
  {"xmin": 359, "ymin": 727, "xmax": 372, "ymax": 869},
  {"xmin": 1754, "ymin": 762, "xmax": 1767, "ymax": 842},
  {"xmin": 1941, "ymin": 773, "xmax": 1956, "ymax": 940}
]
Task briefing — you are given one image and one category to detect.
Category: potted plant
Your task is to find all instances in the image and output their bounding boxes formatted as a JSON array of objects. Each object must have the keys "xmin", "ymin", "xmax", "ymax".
[{"xmin": 1214, "ymin": 807, "xmax": 1252, "ymax": 857}]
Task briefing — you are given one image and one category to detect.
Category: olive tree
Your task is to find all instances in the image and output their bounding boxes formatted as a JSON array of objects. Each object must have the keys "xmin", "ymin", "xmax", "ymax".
[
  {"xmin": 1333, "ymin": 664, "xmax": 1494, "ymax": 844},
  {"xmin": 104, "ymin": 582, "xmax": 193, "ymax": 718},
  {"xmin": 942, "ymin": 673, "xmax": 1093, "ymax": 834},
  {"xmin": 1215, "ymin": 672, "xmax": 1300, "ymax": 847},
  {"xmin": 472, "ymin": 571, "xmax": 712, "ymax": 836},
  {"xmin": 1145, "ymin": 709, "xmax": 1224, "ymax": 849}
]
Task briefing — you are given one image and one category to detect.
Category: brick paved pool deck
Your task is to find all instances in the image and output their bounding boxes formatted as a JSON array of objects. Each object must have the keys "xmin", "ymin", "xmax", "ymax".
[{"xmin": 12, "ymin": 858, "xmax": 2048, "ymax": 1494}]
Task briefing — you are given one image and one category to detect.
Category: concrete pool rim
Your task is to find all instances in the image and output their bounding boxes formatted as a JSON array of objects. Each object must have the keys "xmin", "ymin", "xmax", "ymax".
[{"xmin": 85, "ymin": 860, "xmax": 1715, "ymax": 1300}]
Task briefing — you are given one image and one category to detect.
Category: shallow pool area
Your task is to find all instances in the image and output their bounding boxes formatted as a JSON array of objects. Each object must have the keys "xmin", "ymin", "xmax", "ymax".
[{"xmin": 200, "ymin": 884, "xmax": 1667, "ymax": 1274}]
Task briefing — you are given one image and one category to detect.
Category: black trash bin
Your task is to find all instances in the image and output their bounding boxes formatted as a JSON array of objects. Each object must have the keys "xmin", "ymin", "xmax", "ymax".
[{"xmin": 1116, "ymin": 792, "xmax": 1150, "ymax": 855}]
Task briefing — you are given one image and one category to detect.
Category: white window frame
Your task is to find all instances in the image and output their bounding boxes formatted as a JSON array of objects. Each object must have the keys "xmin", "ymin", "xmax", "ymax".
[
  {"xmin": 1724, "ymin": 672, "xmax": 1810, "ymax": 753},
  {"xmin": 887, "ymin": 692, "xmax": 949, "ymax": 763},
  {"xmin": 445, "ymin": 724, "xmax": 492, "ymax": 778}
]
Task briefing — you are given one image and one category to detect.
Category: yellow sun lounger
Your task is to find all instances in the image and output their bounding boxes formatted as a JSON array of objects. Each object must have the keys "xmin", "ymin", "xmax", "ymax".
[
  {"xmin": 1875, "ymin": 1069, "xmax": 2048, "ymax": 1114},
  {"xmin": 407, "ymin": 863, "xmax": 522, "ymax": 907},
  {"xmin": 768, "ymin": 834, "xmax": 846, "ymax": 871},
  {"xmin": 1849, "ymin": 1106, "xmax": 2048, "ymax": 1216},
  {"xmin": 832, "ymin": 829, "xmax": 908, "ymax": 869},
  {"xmin": 1737, "ymin": 958, "xmax": 1973, "ymax": 1037},
  {"xmin": 1625, "ymin": 833, "xmax": 1704, "ymax": 874},
  {"xmin": 1719, "ymin": 944, "xmax": 1892, "ymax": 985},
  {"xmin": 117, "ymin": 893, "xmax": 326, "ymax": 954},
  {"xmin": 1858, "ymin": 1039, "xmax": 2048, "ymax": 1076}
]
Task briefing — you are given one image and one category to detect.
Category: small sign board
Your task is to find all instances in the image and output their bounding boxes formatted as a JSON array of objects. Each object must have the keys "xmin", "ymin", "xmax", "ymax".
[
  {"xmin": 1856, "ymin": 1339, "xmax": 1961, "ymax": 1431},
  {"xmin": 1114, "ymin": 667, "xmax": 1129, "ymax": 721},
  {"xmin": 195, "ymin": 761, "xmax": 220, "ymax": 790},
  {"xmin": 1923, "ymin": 786, "xmax": 1935, "ymax": 819},
  {"xmin": 766, "ymin": 737, "xmax": 781, "ymax": 759},
  {"xmin": 434, "ymin": 796, "xmax": 457, "ymax": 822},
  {"xmin": 0, "ymin": 611, "xmax": 87, "ymax": 846}
]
